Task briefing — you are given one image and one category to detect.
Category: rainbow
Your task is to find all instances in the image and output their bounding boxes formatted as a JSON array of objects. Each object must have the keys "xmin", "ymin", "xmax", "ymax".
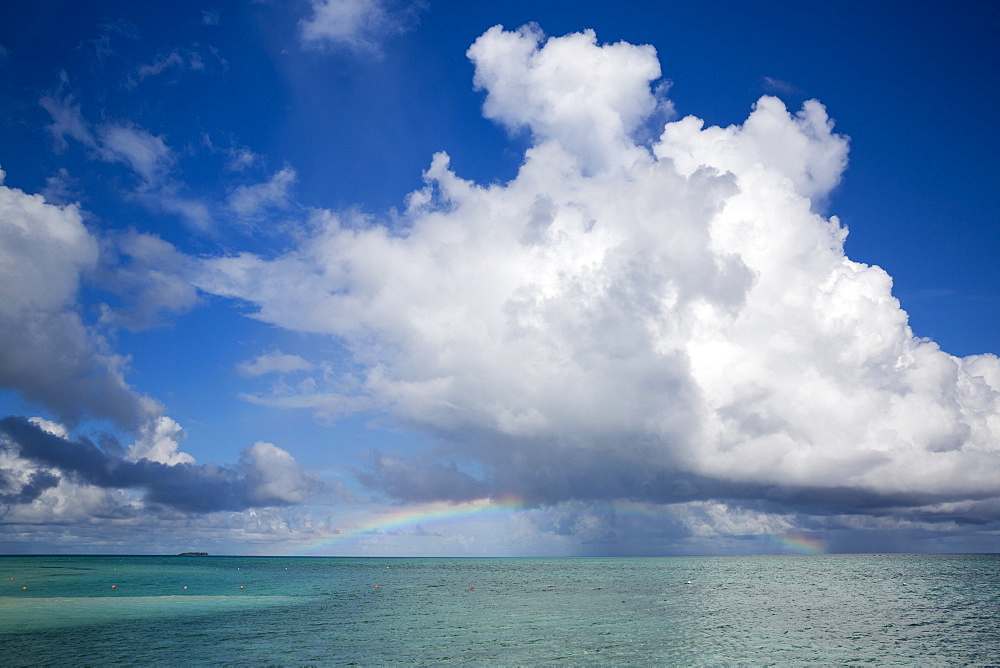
[
  {"xmin": 296, "ymin": 496, "xmax": 530, "ymax": 555},
  {"xmin": 777, "ymin": 531, "xmax": 826, "ymax": 554},
  {"xmin": 294, "ymin": 497, "xmax": 687, "ymax": 555},
  {"xmin": 294, "ymin": 498, "xmax": 828, "ymax": 556}
]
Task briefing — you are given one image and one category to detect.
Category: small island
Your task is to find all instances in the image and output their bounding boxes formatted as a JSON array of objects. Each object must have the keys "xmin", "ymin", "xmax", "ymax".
[{"xmin": 177, "ymin": 552, "xmax": 209, "ymax": 556}]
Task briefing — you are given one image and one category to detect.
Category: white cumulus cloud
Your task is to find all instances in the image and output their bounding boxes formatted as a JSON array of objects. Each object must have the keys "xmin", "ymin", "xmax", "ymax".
[
  {"xmin": 0, "ymin": 168, "xmax": 159, "ymax": 428},
  {"xmin": 195, "ymin": 26, "xmax": 1000, "ymax": 522},
  {"xmin": 240, "ymin": 440, "xmax": 324, "ymax": 505},
  {"xmin": 127, "ymin": 415, "xmax": 196, "ymax": 465},
  {"xmin": 468, "ymin": 24, "xmax": 671, "ymax": 174}
]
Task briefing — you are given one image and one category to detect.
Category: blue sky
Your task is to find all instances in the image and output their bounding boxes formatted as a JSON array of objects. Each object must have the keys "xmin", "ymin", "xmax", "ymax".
[{"xmin": 0, "ymin": 0, "xmax": 997, "ymax": 556}]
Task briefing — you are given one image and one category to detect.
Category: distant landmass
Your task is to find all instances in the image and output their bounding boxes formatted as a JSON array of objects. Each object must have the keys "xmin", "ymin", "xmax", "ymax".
[{"xmin": 177, "ymin": 552, "xmax": 208, "ymax": 556}]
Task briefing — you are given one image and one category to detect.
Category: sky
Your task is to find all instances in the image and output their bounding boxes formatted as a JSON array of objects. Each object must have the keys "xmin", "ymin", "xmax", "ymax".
[{"xmin": 0, "ymin": 0, "xmax": 997, "ymax": 557}]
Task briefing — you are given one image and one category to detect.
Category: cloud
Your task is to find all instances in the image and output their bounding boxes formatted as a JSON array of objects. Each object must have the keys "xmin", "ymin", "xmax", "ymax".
[
  {"xmin": 0, "ymin": 416, "xmax": 323, "ymax": 513},
  {"xmin": 468, "ymin": 24, "xmax": 671, "ymax": 174},
  {"xmin": 39, "ymin": 90, "xmax": 212, "ymax": 230},
  {"xmin": 0, "ymin": 169, "xmax": 158, "ymax": 428},
  {"xmin": 128, "ymin": 44, "xmax": 227, "ymax": 88},
  {"xmin": 97, "ymin": 19, "xmax": 140, "ymax": 40},
  {"xmin": 40, "ymin": 90, "xmax": 95, "ymax": 152},
  {"xmin": 40, "ymin": 92, "xmax": 175, "ymax": 188},
  {"xmin": 96, "ymin": 230, "xmax": 200, "ymax": 330},
  {"xmin": 96, "ymin": 122, "xmax": 174, "ymax": 184},
  {"xmin": 200, "ymin": 133, "xmax": 262, "ymax": 172},
  {"xmin": 356, "ymin": 452, "xmax": 485, "ymax": 503},
  {"xmin": 195, "ymin": 26, "xmax": 1000, "ymax": 525},
  {"xmin": 299, "ymin": 0, "xmax": 423, "ymax": 54},
  {"xmin": 241, "ymin": 441, "xmax": 319, "ymax": 504},
  {"xmin": 80, "ymin": 19, "xmax": 140, "ymax": 65},
  {"xmin": 234, "ymin": 351, "xmax": 376, "ymax": 421},
  {"xmin": 41, "ymin": 168, "xmax": 81, "ymax": 204},
  {"xmin": 135, "ymin": 48, "xmax": 204, "ymax": 80},
  {"xmin": 237, "ymin": 392, "xmax": 373, "ymax": 419},
  {"xmin": 0, "ymin": 500, "xmax": 332, "ymax": 555},
  {"xmin": 1, "ymin": 417, "xmax": 343, "ymax": 555},
  {"xmin": 126, "ymin": 416, "xmax": 196, "ymax": 465},
  {"xmin": 656, "ymin": 95, "xmax": 848, "ymax": 204},
  {"xmin": 761, "ymin": 76, "xmax": 799, "ymax": 95},
  {"xmin": 27, "ymin": 417, "xmax": 70, "ymax": 439},
  {"xmin": 228, "ymin": 167, "xmax": 296, "ymax": 218},
  {"xmin": 237, "ymin": 350, "xmax": 314, "ymax": 377},
  {"xmin": 225, "ymin": 145, "xmax": 259, "ymax": 172},
  {"xmin": 154, "ymin": 192, "xmax": 214, "ymax": 231}
]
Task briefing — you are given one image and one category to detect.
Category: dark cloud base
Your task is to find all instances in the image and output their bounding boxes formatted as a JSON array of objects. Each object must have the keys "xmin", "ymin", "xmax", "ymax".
[
  {"xmin": 360, "ymin": 445, "xmax": 1000, "ymax": 526},
  {"xmin": 0, "ymin": 416, "xmax": 318, "ymax": 513}
]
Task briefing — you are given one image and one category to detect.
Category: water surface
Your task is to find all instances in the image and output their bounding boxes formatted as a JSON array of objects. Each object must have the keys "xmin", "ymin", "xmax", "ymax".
[{"xmin": 2, "ymin": 554, "xmax": 998, "ymax": 665}]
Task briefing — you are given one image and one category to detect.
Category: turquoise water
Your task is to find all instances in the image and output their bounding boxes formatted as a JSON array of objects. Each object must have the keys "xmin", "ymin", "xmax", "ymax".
[{"xmin": 2, "ymin": 554, "xmax": 998, "ymax": 665}]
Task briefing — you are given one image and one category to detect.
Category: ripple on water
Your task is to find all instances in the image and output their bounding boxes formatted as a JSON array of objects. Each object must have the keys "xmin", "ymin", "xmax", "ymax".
[{"xmin": 1, "ymin": 554, "xmax": 999, "ymax": 665}]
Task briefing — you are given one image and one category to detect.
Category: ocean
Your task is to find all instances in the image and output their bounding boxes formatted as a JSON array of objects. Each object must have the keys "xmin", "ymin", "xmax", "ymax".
[{"xmin": 2, "ymin": 553, "xmax": 998, "ymax": 665}]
